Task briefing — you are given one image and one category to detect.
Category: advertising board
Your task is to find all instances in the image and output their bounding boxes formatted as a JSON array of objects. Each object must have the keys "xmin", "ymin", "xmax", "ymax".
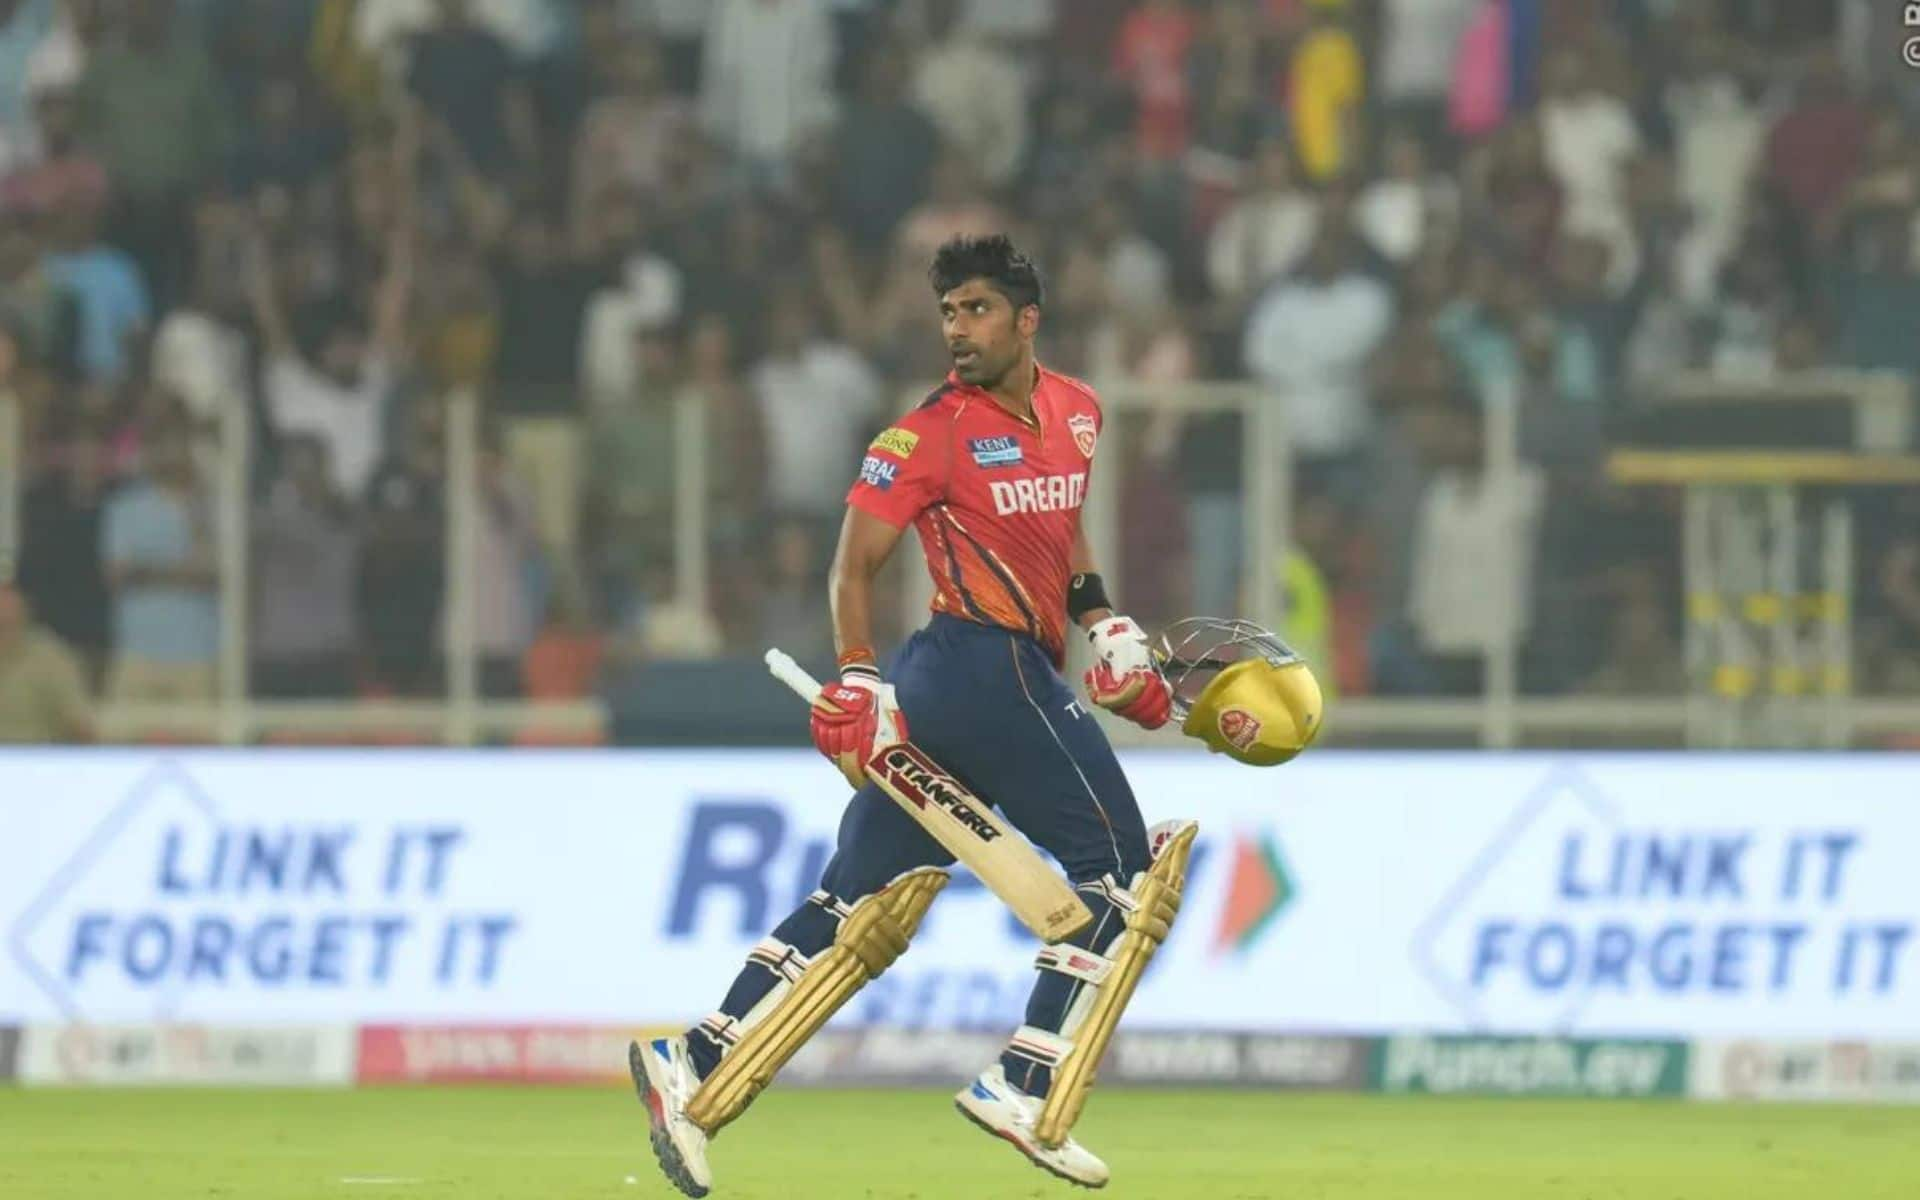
[
  {"xmin": 3, "ymin": 751, "xmax": 1917, "ymax": 1038},
  {"xmin": 15, "ymin": 1023, "xmax": 354, "ymax": 1086}
]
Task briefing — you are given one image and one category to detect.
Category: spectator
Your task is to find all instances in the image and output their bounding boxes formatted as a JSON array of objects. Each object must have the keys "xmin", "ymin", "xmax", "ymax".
[
  {"xmin": 832, "ymin": 38, "xmax": 938, "ymax": 252},
  {"xmin": 1287, "ymin": 0, "xmax": 1364, "ymax": 182},
  {"xmin": 0, "ymin": 0, "xmax": 72, "ymax": 173},
  {"xmin": 1356, "ymin": 125, "xmax": 1458, "ymax": 266},
  {"xmin": 1580, "ymin": 564, "xmax": 1686, "ymax": 695},
  {"xmin": 101, "ymin": 419, "xmax": 219, "ymax": 704},
  {"xmin": 0, "ymin": 578, "xmax": 92, "ymax": 743},
  {"xmin": 1379, "ymin": 394, "xmax": 1544, "ymax": 695},
  {"xmin": 683, "ymin": 312, "xmax": 766, "ymax": 640},
  {"xmin": 913, "ymin": 0, "xmax": 1027, "ymax": 188},
  {"xmin": 463, "ymin": 431, "xmax": 539, "ymax": 696},
  {"xmin": 77, "ymin": 0, "xmax": 231, "ymax": 306},
  {"xmin": 700, "ymin": 0, "xmax": 836, "ymax": 187},
  {"xmin": 403, "ymin": 0, "xmax": 535, "ymax": 179},
  {"xmin": 1664, "ymin": 36, "xmax": 1763, "ymax": 303},
  {"xmin": 1056, "ymin": 193, "xmax": 1173, "ymax": 338},
  {"xmin": 1242, "ymin": 218, "xmax": 1394, "ymax": 490},
  {"xmin": 1206, "ymin": 137, "xmax": 1317, "ymax": 319},
  {"xmin": 0, "ymin": 205, "xmax": 78, "ymax": 378},
  {"xmin": 149, "ymin": 195, "xmax": 252, "ymax": 428},
  {"xmin": 358, "ymin": 405, "xmax": 445, "ymax": 696},
  {"xmin": 493, "ymin": 204, "xmax": 612, "ymax": 557},
  {"xmin": 37, "ymin": 165, "xmax": 147, "ymax": 388},
  {"xmin": 578, "ymin": 186, "xmax": 686, "ymax": 408},
  {"xmin": 1703, "ymin": 236, "xmax": 1792, "ymax": 378},
  {"xmin": 1110, "ymin": 0, "xmax": 1196, "ymax": 165},
  {"xmin": 1376, "ymin": 0, "xmax": 1478, "ymax": 147},
  {"xmin": 1765, "ymin": 50, "xmax": 1871, "ymax": 231},
  {"xmin": 1469, "ymin": 116, "xmax": 1563, "ymax": 269},
  {"xmin": 1831, "ymin": 209, "xmax": 1920, "ymax": 376},
  {"xmin": 1, "ymin": 81, "xmax": 107, "ymax": 216},
  {"xmin": 251, "ymin": 434, "xmax": 358, "ymax": 697},
  {"xmin": 247, "ymin": 206, "xmax": 412, "ymax": 502},
  {"xmin": 227, "ymin": 76, "xmax": 341, "ymax": 196},
  {"xmin": 751, "ymin": 286, "xmax": 881, "ymax": 544},
  {"xmin": 16, "ymin": 421, "xmax": 111, "ymax": 680},
  {"xmin": 586, "ymin": 320, "xmax": 682, "ymax": 626},
  {"xmin": 756, "ymin": 518, "xmax": 834, "ymax": 666},
  {"xmin": 1538, "ymin": 49, "xmax": 1640, "ymax": 249},
  {"xmin": 571, "ymin": 36, "xmax": 692, "ymax": 222}
]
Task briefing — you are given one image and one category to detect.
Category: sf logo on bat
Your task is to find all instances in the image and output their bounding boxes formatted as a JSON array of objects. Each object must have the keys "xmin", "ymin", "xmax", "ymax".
[{"xmin": 869, "ymin": 746, "xmax": 1003, "ymax": 844}]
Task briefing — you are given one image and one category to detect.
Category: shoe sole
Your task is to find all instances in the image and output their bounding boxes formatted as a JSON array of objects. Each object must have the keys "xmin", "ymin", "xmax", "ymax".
[
  {"xmin": 629, "ymin": 1040, "xmax": 711, "ymax": 1199},
  {"xmin": 953, "ymin": 1097, "xmax": 1106, "ymax": 1190}
]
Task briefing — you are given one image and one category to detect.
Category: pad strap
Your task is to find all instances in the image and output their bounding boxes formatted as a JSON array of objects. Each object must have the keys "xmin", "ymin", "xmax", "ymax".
[
  {"xmin": 1005, "ymin": 1025, "xmax": 1075, "ymax": 1068},
  {"xmin": 1035, "ymin": 944, "xmax": 1114, "ymax": 986},
  {"xmin": 747, "ymin": 938, "xmax": 812, "ymax": 985}
]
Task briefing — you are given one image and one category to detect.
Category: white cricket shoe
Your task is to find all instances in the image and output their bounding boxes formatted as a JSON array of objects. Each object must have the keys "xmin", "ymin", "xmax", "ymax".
[
  {"xmin": 630, "ymin": 1037, "xmax": 714, "ymax": 1198},
  {"xmin": 954, "ymin": 1064, "xmax": 1110, "ymax": 1189}
]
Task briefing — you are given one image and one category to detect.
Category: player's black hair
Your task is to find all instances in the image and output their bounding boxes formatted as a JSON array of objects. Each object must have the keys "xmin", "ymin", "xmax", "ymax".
[{"xmin": 929, "ymin": 234, "xmax": 1044, "ymax": 313}]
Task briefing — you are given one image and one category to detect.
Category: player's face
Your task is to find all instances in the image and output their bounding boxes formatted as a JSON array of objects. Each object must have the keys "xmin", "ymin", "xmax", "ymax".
[{"xmin": 940, "ymin": 279, "xmax": 1031, "ymax": 387}]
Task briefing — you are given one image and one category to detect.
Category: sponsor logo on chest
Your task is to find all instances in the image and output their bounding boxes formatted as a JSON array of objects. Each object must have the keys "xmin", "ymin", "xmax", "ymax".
[
  {"xmin": 967, "ymin": 436, "xmax": 1024, "ymax": 468},
  {"xmin": 990, "ymin": 473, "xmax": 1087, "ymax": 516}
]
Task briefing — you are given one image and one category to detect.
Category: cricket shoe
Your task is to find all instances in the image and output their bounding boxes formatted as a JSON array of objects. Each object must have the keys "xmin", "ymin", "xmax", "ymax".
[
  {"xmin": 630, "ymin": 1037, "xmax": 714, "ymax": 1198},
  {"xmin": 954, "ymin": 1064, "xmax": 1110, "ymax": 1189}
]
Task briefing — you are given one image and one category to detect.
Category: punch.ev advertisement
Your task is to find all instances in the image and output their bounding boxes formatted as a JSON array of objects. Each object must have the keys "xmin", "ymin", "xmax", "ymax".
[{"xmin": 2, "ymin": 751, "xmax": 1917, "ymax": 1036}]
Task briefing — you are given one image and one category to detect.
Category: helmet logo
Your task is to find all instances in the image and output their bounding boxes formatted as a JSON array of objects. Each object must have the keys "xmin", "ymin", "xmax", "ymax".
[{"xmin": 1219, "ymin": 707, "xmax": 1261, "ymax": 751}]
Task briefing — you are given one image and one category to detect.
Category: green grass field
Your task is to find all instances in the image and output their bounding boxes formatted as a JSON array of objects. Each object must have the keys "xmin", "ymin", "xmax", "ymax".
[{"xmin": 2, "ymin": 1087, "xmax": 1917, "ymax": 1200}]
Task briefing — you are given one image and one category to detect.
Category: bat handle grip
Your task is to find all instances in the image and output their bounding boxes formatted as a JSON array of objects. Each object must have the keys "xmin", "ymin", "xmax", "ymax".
[{"xmin": 764, "ymin": 648, "xmax": 823, "ymax": 703}]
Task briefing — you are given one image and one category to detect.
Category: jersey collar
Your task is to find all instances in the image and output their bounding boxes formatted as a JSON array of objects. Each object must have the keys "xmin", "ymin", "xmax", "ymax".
[{"xmin": 946, "ymin": 363, "xmax": 1048, "ymax": 434}]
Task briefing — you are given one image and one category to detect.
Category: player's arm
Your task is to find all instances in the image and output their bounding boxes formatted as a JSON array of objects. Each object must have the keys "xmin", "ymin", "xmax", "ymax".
[
  {"xmin": 810, "ymin": 506, "xmax": 911, "ymax": 787},
  {"xmin": 1070, "ymin": 517, "xmax": 1172, "ymax": 730},
  {"xmin": 1068, "ymin": 523, "xmax": 1112, "ymax": 631},
  {"xmin": 829, "ymin": 505, "xmax": 906, "ymax": 664},
  {"xmin": 810, "ymin": 418, "xmax": 941, "ymax": 785}
]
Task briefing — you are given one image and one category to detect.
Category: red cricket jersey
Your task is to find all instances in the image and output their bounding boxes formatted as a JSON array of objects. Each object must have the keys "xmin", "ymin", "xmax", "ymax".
[{"xmin": 847, "ymin": 365, "xmax": 1103, "ymax": 664}]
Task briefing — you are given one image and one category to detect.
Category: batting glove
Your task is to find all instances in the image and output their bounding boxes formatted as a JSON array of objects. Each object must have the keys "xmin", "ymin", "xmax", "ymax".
[
  {"xmin": 1083, "ymin": 616, "xmax": 1172, "ymax": 729},
  {"xmin": 810, "ymin": 665, "xmax": 908, "ymax": 788}
]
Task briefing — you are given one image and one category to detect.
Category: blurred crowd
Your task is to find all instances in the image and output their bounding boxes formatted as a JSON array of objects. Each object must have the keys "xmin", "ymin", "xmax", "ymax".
[{"xmin": 4, "ymin": 0, "xmax": 1920, "ymax": 740}]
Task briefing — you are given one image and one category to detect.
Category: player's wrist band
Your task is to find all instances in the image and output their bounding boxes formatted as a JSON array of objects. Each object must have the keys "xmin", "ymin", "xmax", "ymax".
[
  {"xmin": 1067, "ymin": 572, "xmax": 1112, "ymax": 624},
  {"xmin": 838, "ymin": 648, "xmax": 880, "ymax": 684}
]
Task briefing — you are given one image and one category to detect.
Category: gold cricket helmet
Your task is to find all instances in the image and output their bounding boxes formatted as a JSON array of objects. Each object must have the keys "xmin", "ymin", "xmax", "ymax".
[{"xmin": 1151, "ymin": 618, "xmax": 1324, "ymax": 766}]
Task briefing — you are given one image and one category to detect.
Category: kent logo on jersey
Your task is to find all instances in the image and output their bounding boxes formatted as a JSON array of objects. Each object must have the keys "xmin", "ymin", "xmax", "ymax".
[
  {"xmin": 859, "ymin": 454, "xmax": 898, "ymax": 489},
  {"xmin": 968, "ymin": 436, "xmax": 1023, "ymax": 468}
]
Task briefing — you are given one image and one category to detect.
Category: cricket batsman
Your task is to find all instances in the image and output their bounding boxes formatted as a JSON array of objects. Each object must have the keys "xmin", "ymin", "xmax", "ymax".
[{"xmin": 633, "ymin": 235, "xmax": 1310, "ymax": 1195}]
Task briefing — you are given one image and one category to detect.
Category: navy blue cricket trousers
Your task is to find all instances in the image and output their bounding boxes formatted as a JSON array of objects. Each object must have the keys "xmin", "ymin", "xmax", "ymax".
[
  {"xmin": 822, "ymin": 614, "xmax": 1151, "ymax": 896},
  {"xmin": 684, "ymin": 615, "xmax": 1152, "ymax": 1096}
]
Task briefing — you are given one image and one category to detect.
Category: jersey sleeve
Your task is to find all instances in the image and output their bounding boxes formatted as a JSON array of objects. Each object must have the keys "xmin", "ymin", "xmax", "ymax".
[{"xmin": 846, "ymin": 410, "xmax": 947, "ymax": 528}]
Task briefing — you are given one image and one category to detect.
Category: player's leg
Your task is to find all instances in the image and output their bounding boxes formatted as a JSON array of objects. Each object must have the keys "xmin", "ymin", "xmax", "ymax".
[
  {"xmin": 916, "ymin": 627, "xmax": 1195, "ymax": 1179},
  {"xmin": 634, "ymin": 635, "xmax": 958, "ymax": 1196},
  {"xmin": 635, "ymin": 784, "xmax": 950, "ymax": 1196}
]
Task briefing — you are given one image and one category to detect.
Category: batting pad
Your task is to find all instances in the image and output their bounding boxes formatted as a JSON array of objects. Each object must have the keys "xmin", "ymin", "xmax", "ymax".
[
  {"xmin": 1034, "ymin": 822, "xmax": 1197, "ymax": 1148},
  {"xmin": 685, "ymin": 866, "xmax": 947, "ymax": 1134}
]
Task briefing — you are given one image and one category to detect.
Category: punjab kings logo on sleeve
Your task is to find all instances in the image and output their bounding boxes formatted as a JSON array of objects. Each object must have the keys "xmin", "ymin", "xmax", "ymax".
[
  {"xmin": 1219, "ymin": 708, "xmax": 1262, "ymax": 752},
  {"xmin": 1067, "ymin": 412, "xmax": 1098, "ymax": 459}
]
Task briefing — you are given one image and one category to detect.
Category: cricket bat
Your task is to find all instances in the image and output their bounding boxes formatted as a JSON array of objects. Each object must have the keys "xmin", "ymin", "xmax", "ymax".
[{"xmin": 765, "ymin": 648, "xmax": 1094, "ymax": 943}]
